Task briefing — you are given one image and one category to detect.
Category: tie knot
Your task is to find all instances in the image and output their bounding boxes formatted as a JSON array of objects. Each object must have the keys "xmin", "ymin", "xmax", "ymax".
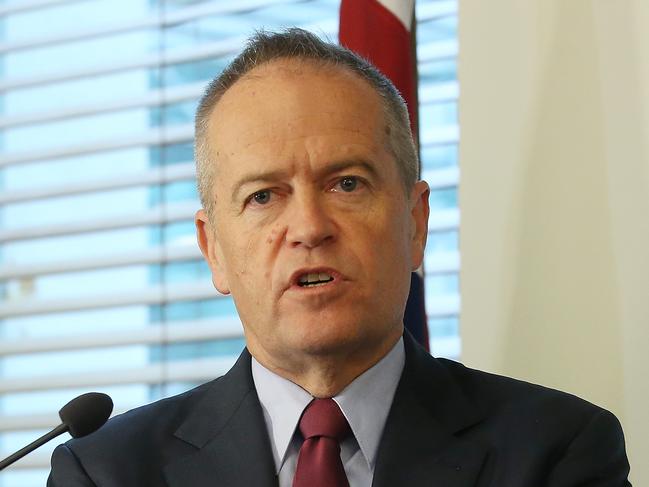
[{"xmin": 299, "ymin": 399, "xmax": 351, "ymax": 442}]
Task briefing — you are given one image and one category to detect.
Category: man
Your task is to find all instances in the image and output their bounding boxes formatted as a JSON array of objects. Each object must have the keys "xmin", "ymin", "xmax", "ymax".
[{"xmin": 48, "ymin": 29, "xmax": 631, "ymax": 486}]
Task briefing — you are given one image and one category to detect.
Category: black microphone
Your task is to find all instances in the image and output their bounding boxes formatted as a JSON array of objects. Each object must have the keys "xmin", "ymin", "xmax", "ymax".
[{"xmin": 0, "ymin": 392, "xmax": 113, "ymax": 471}]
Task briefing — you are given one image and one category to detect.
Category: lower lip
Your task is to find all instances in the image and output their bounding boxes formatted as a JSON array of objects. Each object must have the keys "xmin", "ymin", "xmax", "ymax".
[{"xmin": 286, "ymin": 278, "xmax": 347, "ymax": 296}]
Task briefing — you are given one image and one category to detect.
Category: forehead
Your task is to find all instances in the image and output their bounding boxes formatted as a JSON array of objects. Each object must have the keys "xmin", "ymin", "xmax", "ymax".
[{"xmin": 207, "ymin": 58, "xmax": 387, "ymax": 159}]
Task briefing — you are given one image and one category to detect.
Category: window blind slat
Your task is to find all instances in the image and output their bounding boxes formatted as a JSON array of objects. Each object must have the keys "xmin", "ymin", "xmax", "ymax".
[
  {"xmin": 0, "ymin": 0, "xmax": 303, "ymax": 54},
  {"xmin": 0, "ymin": 357, "xmax": 237, "ymax": 393},
  {"xmin": 0, "ymin": 280, "xmax": 221, "ymax": 318},
  {"xmin": 0, "ymin": 244, "xmax": 201, "ymax": 280},
  {"xmin": 417, "ymin": 1, "xmax": 457, "ymax": 21},
  {"xmin": 0, "ymin": 124, "xmax": 194, "ymax": 168},
  {"xmin": 419, "ymin": 81, "xmax": 459, "ymax": 104},
  {"xmin": 0, "ymin": 201, "xmax": 197, "ymax": 243},
  {"xmin": 0, "ymin": 0, "xmax": 78, "ymax": 17},
  {"xmin": 0, "ymin": 39, "xmax": 245, "ymax": 93},
  {"xmin": 0, "ymin": 163, "xmax": 195, "ymax": 205},
  {"xmin": 0, "ymin": 318, "xmax": 244, "ymax": 356},
  {"xmin": 0, "ymin": 82, "xmax": 205, "ymax": 130}
]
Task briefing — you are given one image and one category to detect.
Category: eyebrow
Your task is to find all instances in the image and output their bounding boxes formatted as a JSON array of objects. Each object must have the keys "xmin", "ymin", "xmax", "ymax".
[
  {"xmin": 231, "ymin": 169, "xmax": 290, "ymax": 204},
  {"xmin": 230, "ymin": 159, "xmax": 380, "ymax": 204}
]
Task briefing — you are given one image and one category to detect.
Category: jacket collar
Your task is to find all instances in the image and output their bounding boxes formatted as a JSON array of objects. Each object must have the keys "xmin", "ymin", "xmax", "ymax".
[
  {"xmin": 163, "ymin": 349, "xmax": 277, "ymax": 487},
  {"xmin": 371, "ymin": 332, "xmax": 489, "ymax": 487}
]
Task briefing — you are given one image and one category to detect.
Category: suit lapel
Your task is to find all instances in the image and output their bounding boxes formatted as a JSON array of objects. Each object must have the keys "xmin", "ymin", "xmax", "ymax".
[
  {"xmin": 163, "ymin": 350, "xmax": 277, "ymax": 487},
  {"xmin": 162, "ymin": 334, "xmax": 489, "ymax": 487},
  {"xmin": 372, "ymin": 334, "xmax": 489, "ymax": 487}
]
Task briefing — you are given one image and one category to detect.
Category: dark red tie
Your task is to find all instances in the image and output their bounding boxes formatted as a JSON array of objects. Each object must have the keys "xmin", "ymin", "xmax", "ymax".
[{"xmin": 292, "ymin": 398, "xmax": 351, "ymax": 487}]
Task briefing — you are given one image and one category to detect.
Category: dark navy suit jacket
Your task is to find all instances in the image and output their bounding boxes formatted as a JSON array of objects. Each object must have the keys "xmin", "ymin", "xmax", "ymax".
[{"xmin": 48, "ymin": 333, "xmax": 631, "ymax": 486}]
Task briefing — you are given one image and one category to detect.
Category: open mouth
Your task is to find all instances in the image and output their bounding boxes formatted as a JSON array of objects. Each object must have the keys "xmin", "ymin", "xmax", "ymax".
[{"xmin": 297, "ymin": 272, "xmax": 335, "ymax": 288}]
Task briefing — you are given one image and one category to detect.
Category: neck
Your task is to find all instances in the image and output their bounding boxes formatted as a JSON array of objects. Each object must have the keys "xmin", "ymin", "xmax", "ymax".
[{"xmin": 248, "ymin": 330, "xmax": 402, "ymax": 397}]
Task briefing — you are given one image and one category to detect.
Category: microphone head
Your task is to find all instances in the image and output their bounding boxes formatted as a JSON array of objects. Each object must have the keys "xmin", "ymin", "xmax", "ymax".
[{"xmin": 58, "ymin": 392, "xmax": 113, "ymax": 438}]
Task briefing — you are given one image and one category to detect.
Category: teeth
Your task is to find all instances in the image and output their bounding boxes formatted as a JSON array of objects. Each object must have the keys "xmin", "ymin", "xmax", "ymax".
[{"xmin": 297, "ymin": 272, "xmax": 333, "ymax": 284}]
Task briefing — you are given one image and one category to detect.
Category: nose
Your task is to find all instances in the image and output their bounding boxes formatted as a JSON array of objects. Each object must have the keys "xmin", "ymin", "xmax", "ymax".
[{"xmin": 285, "ymin": 193, "xmax": 337, "ymax": 249}]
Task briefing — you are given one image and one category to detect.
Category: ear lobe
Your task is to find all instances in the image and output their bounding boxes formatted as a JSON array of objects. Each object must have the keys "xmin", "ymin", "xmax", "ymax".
[
  {"xmin": 195, "ymin": 209, "xmax": 231, "ymax": 295},
  {"xmin": 409, "ymin": 181, "xmax": 430, "ymax": 270}
]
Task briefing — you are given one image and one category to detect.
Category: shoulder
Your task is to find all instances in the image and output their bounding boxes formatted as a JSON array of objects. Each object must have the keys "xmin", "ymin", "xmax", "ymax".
[
  {"xmin": 428, "ymin": 358, "xmax": 630, "ymax": 483},
  {"xmin": 64, "ymin": 378, "xmax": 219, "ymax": 460},
  {"xmin": 403, "ymin": 334, "xmax": 617, "ymax": 438},
  {"xmin": 438, "ymin": 357, "xmax": 600, "ymax": 411},
  {"xmin": 434, "ymin": 357, "xmax": 623, "ymax": 443},
  {"xmin": 49, "ymin": 380, "xmax": 223, "ymax": 486},
  {"xmin": 50, "ymin": 349, "xmax": 258, "ymax": 485}
]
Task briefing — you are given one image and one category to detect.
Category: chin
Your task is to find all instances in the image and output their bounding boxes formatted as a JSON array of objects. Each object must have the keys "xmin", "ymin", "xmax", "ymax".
[{"xmin": 287, "ymin": 321, "xmax": 387, "ymax": 357}]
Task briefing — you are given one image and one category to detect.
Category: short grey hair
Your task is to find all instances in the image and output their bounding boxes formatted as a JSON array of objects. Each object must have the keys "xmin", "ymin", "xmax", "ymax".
[{"xmin": 195, "ymin": 28, "xmax": 418, "ymax": 215}]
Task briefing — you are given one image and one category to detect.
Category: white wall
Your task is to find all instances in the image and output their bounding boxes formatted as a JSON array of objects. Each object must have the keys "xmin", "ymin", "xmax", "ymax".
[{"xmin": 458, "ymin": 1, "xmax": 649, "ymax": 484}]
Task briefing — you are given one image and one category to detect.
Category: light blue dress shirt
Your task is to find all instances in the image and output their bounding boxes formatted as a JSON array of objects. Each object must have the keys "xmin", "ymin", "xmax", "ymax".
[{"xmin": 251, "ymin": 337, "xmax": 405, "ymax": 487}]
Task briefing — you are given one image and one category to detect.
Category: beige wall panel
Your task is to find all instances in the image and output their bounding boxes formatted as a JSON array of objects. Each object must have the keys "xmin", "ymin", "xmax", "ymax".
[{"xmin": 459, "ymin": 1, "xmax": 649, "ymax": 483}]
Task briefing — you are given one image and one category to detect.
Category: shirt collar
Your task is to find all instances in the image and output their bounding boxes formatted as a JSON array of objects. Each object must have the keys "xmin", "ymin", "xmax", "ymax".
[
  {"xmin": 252, "ymin": 337, "xmax": 405, "ymax": 473},
  {"xmin": 334, "ymin": 337, "xmax": 405, "ymax": 470},
  {"xmin": 252, "ymin": 356, "xmax": 312, "ymax": 472}
]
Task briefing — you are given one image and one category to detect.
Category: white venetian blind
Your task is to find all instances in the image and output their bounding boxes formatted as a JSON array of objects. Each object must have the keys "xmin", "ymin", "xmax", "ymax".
[{"xmin": 0, "ymin": 1, "xmax": 459, "ymax": 485}]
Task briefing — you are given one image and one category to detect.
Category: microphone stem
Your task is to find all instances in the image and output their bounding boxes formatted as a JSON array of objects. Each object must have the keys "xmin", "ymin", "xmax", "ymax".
[{"xmin": 0, "ymin": 423, "xmax": 68, "ymax": 471}]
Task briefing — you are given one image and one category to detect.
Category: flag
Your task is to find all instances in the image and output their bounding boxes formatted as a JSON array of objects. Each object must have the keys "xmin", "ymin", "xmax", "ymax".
[{"xmin": 340, "ymin": 0, "xmax": 429, "ymax": 351}]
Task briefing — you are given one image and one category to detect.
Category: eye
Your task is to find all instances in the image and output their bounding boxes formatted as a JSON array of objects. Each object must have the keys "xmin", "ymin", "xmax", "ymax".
[
  {"xmin": 336, "ymin": 176, "xmax": 359, "ymax": 192},
  {"xmin": 250, "ymin": 190, "xmax": 272, "ymax": 205}
]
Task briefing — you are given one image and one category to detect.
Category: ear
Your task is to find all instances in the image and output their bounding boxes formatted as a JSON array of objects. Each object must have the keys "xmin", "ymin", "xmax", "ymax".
[
  {"xmin": 409, "ymin": 180, "xmax": 430, "ymax": 270},
  {"xmin": 195, "ymin": 209, "xmax": 231, "ymax": 295}
]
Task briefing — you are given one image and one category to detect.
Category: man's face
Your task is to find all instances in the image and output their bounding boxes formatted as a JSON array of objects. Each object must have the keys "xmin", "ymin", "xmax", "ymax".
[{"xmin": 196, "ymin": 59, "xmax": 429, "ymax": 369}]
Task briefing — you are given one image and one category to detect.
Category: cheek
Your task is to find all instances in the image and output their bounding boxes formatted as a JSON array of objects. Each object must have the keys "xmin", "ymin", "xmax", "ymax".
[
  {"xmin": 368, "ymin": 202, "xmax": 409, "ymax": 239},
  {"xmin": 373, "ymin": 210, "xmax": 412, "ymax": 267},
  {"xmin": 229, "ymin": 224, "xmax": 284, "ymax": 288},
  {"xmin": 220, "ymin": 227, "xmax": 256, "ymax": 282},
  {"xmin": 265, "ymin": 225, "xmax": 283, "ymax": 246},
  {"xmin": 261, "ymin": 226, "xmax": 284, "ymax": 283}
]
